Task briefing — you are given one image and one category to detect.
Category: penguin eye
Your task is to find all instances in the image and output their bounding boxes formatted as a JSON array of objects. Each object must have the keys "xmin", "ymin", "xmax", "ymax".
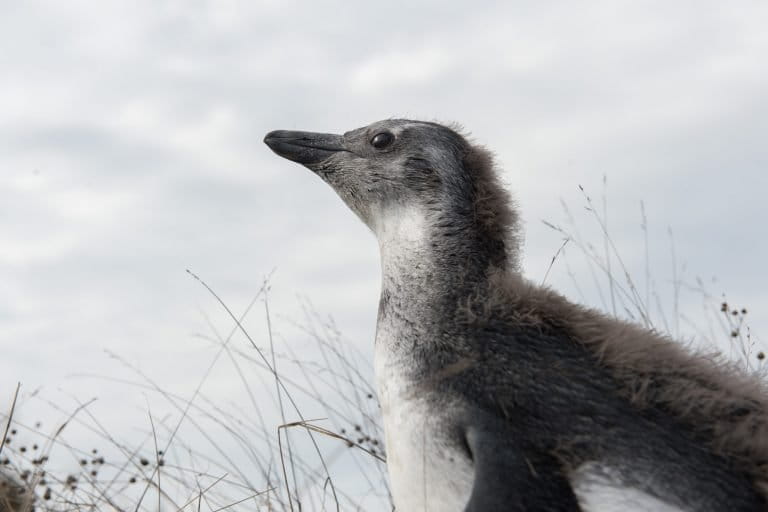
[{"xmin": 370, "ymin": 132, "xmax": 394, "ymax": 149}]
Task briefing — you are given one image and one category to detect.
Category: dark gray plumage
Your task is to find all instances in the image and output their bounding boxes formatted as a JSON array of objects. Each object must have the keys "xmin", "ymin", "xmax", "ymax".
[{"xmin": 265, "ymin": 119, "xmax": 767, "ymax": 511}]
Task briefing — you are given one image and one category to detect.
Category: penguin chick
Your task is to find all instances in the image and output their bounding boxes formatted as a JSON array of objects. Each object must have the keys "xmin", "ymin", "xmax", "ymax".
[{"xmin": 265, "ymin": 119, "xmax": 767, "ymax": 512}]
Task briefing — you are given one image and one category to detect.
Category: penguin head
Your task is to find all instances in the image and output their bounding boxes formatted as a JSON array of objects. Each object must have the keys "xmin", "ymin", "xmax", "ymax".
[{"xmin": 265, "ymin": 119, "xmax": 517, "ymax": 265}]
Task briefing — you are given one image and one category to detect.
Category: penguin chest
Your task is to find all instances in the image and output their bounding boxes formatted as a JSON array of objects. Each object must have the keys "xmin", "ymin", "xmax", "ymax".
[{"xmin": 375, "ymin": 351, "xmax": 474, "ymax": 512}]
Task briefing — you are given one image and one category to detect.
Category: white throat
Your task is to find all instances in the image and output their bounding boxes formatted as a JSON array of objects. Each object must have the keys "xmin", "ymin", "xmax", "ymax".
[
  {"xmin": 374, "ymin": 205, "xmax": 430, "ymax": 280},
  {"xmin": 375, "ymin": 205, "xmax": 428, "ymax": 251}
]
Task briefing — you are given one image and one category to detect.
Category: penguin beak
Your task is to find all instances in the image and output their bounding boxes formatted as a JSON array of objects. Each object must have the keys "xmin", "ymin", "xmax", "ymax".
[{"xmin": 264, "ymin": 130, "xmax": 346, "ymax": 165}]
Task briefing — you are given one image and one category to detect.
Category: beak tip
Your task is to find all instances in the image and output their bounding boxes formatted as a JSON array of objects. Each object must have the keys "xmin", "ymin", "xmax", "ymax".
[{"xmin": 263, "ymin": 130, "xmax": 280, "ymax": 148}]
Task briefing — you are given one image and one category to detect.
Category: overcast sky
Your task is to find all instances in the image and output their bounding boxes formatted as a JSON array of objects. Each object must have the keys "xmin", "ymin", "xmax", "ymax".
[{"xmin": 1, "ymin": 1, "xmax": 767, "ymax": 508}]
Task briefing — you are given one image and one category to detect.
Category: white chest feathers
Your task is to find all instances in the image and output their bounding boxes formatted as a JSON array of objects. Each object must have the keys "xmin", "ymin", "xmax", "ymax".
[
  {"xmin": 571, "ymin": 464, "xmax": 688, "ymax": 512},
  {"xmin": 374, "ymin": 342, "xmax": 474, "ymax": 512}
]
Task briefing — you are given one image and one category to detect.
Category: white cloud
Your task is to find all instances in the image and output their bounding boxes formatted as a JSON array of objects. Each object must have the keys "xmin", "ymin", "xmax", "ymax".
[{"xmin": 351, "ymin": 46, "xmax": 452, "ymax": 92}]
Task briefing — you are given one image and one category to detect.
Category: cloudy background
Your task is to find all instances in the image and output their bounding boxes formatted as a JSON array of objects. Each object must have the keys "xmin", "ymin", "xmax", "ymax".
[{"xmin": 1, "ymin": 0, "xmax": 767, "ymax": 508}]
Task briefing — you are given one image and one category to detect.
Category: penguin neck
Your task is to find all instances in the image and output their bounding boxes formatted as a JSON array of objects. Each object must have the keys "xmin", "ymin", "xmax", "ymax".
[{"xmin": 375, "ymin": 205, "xmax": 504, "ymax": 333}]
